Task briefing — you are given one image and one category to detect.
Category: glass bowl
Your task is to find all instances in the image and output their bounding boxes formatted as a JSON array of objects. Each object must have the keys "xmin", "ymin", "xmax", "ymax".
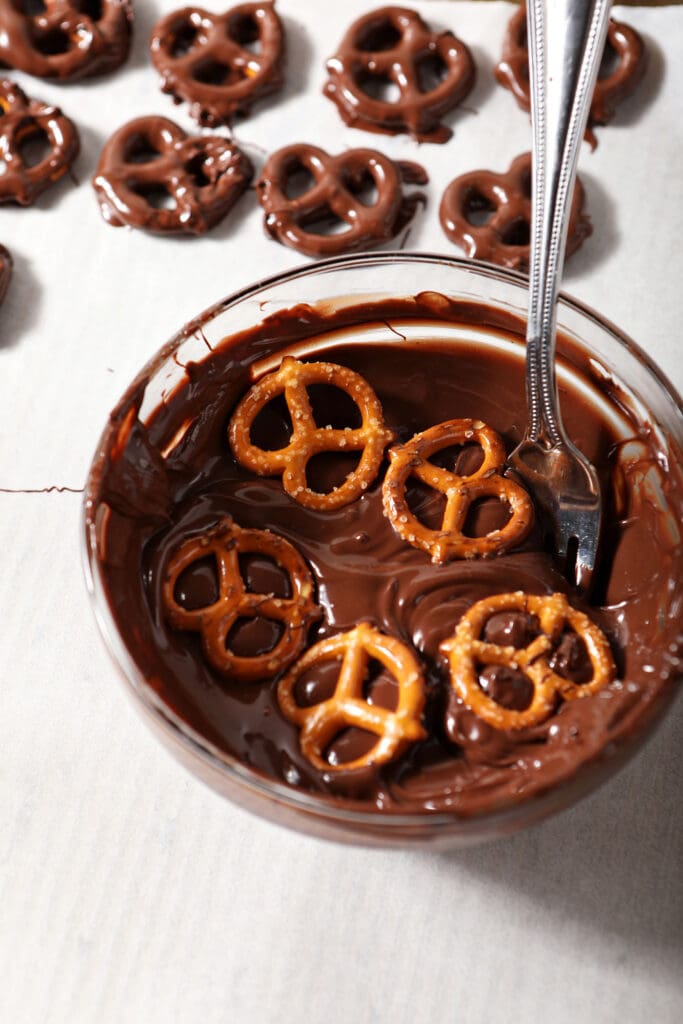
[{"xmin": 82, "ymin": 254, "xmax": 683, "ymax": 848}]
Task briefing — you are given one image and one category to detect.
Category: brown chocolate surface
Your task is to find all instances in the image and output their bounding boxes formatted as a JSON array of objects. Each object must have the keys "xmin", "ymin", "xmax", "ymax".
[
  {"xmin": 496, "ymin": 6, "xmax": 646, "ymax": 147},
  {"xmin": 0, "ymin": 77, "xmax": 80, "ymax": 205},
  {"xmin": 323, "ymin": 6, "xmax": 475, "ymax": 144},
  {"xmin": 0, "ymin": 243, "xmax": 12, "ymax": 303},
  {"xmin": 91, "ymin": 295, "xmax": 683, "ymax": 818},
  {"xmin": 0, "ymin": 0, "xmax": 133, "ymax": 81},
  {"xmin": 150, "ymin": 2, "xmax": 285, "ymax": 128},
  {"xmin": 439, "ymin": 152, "xmax": 591, "ymax": 271},
  {"xmin": 256, "ymin": 144, "xmax": 427, "ymax": 257},
  {"xmin": 92, "ymin": 115, "xmax": 253, "ymax": 234}
]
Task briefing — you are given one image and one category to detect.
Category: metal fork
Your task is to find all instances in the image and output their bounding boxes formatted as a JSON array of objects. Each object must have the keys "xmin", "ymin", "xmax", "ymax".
[{"xmin": 508, "ymin": 0, "xmax": 612, "ymax": 593}]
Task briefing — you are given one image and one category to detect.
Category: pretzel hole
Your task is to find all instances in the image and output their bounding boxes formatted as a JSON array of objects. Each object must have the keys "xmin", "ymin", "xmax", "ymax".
[
  {"xmin": 293, "ymin": 660, "xmax": 342, "ymax": 707},
  {"xmin": 17, "ymin": 126, "xmax": 51, "ymax": 169},
  {"xmin": 598, "ymin": 39, "xmax": 620, "ymax": 80},
  {"xmin": 282, "ymin": 160, "xmax": 315, "ymax": 200},
  {"xmin": 308, "ymin": 383, "xmax": 363, "ymax": 431},
  {"xmin": 478, "ymin": 664, "xmax": 534, "ymax": 711},
  {"xmin": 249, "ymin": 394, "xmax": 294, "ymax": 450},
  {"xmin": 193, "ymin": 60, "xmax": 231, "ymax": 86},
  {"xmin": 482, "ymin": 611, "xmax": 540, "ymax": 648},
  {"xmin": 416, "ymin": 53, "xmax": 449, "ymax": 94},
  {"xmin": 429, "ymin": 443, "xmax": 484, "ymax": 476},
  {"xmin": 463, "ymin": 189, "xmax": 496, "ymax": 227},
  {"xmin": 168, "ymin": 21, "xmax": 199, "ymax": 57},
  {"xmin": 124, "ymin": 136, "xmax": 162, "ymax": 164},
  {"xmin": 406, "ymin": 480, "xmax": 447, "ymax": 531},
  {"xmin": 355, "ymin": 70, "xmax": 401, "ymax": 104},
  {"xmin": 356, "ymin": 18, "xmax": 402, "ymax": 52},
  {"xmin": 31, "ymin": 27, "xmax": 72, "ymax": 55},
  {"xmin": 238, "ymin": 554, "xmax": 291, "ymax": 599},
  {"xmin": 325, "ymin": 728, "xmax": 378, "ymax": 768},
  {"xmin": 173, "ymin": 556, "xmax": 219, "ymax": 611},
  {"xmin": 363, "ymin": 659, "xmax": 399, "ymax": 712},
  {"xmin": 300, "ymin": 206, "xmax": 351, "ymax": 237},
  {"xmin": 133, "ymin": 183, "xmax": 177, "ymax": 211},
  {"xmin": 342, "ymin": 168, "xmax": 379, "ymax": 208},
  {"xmin": 20, "ymin": 0, "xmax": 47, "ymax": 14},
  {"xmin": 500, "ymin": 218, "xmax": 530, "ymax": 248},
  {"xmin": 227, "ymin": 12, "xmax": 261, "ymax": 54},
  {"xmin": 549, "ymin": 632, "xmax": 593, "ymax": 684},
  {"xmin": 74, "ymin": 0, "xmax": 103, "ymax": 19},
  {"xmin": 184, "ymin": 152, "xmax": 212, "ymax": 189},
  {"xmin": 462, "ymin": 497, "xmax": 512, "ymax": 538},
  {"xmin": 305, "ymin": 451, "xmax": 363, "ymax": 494},
  {"xmin": 226, "ymin": 617, "xmax": 284, "ymax": 657}
]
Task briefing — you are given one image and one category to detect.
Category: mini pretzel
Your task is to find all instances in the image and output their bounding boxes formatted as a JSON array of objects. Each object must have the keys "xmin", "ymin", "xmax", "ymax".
[
  {"xmin": 324, "ymin": 5, "xmax": 475, "ymax": 144},
  {"xmin": 0, "ymin": 0, "xmax": 133, "ymax": 81},
  {"xmin": 0, "ymin": 243, "xmax": 11, "ymax": 304},
  {"xmin": 440, "ymin": 592, "xmax": 616, "ymax": 731},
  {"xmin": 383, "ymin": 419, "xmax": 533, "ymax": 563},
  {"xmin": 496, "ymin": 6, "xmax": 646, "ymax": 147},
  {"xmin": 150, "ymin": 2, "xmax": 285, "ymax": 127},
  {"xmin": 92, "ymin": 115, "xmax": 253, "ymax": 234},
  {"xmin": 0, "ymin": 79, "xmax": 80, "ymax": 206},
  {"xmin": 278, "ymin": 622, "xmax": 426, "ymax": 771},
  {"xmin": 256, "ymin": 143, "xmax": 427, "ymax": 257},
  {"xmin": 162, "ymin": 517, "xmax": 321, "ymax": 681},
  {"xmin": 439, "ymin": 152, "xmax": 591, "ymax": 271},
  {"xmin": 229, "ymin": 357, "xmax": 395, "ymax": 510}
]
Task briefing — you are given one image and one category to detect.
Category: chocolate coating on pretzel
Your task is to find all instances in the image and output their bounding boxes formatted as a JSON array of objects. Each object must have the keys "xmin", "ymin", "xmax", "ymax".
[
  {"xmin": 496, "ymin": 6, "xmax": 646, "ymax": 147},
  {"xmin": 439, "ymin": 152, "xmax": 591, "ymax": 271},
  {"xmin": 0, "ymin": 78, "xmax": 79, "ymax": 205},
  {"xmin": 0, "ymin": 0, "xmax": 133, "ymax": 81},
  {"xmin": 150, "ymin": 2, "xmax": 285, "ymax": 127},
  {"xmin": 256, "ymin": 144, "xmax": 427, "ymax": 257},
  {"xmin": 324, "ymin": 5, "xmax": 475, "ymax": 143},
  {"xmin": 92, "ymin": 115, "xmax": 253, "ymax": 234},
  {"xmin": 0, "ymin": 244, "xmax": 12, "ymax": 304}
]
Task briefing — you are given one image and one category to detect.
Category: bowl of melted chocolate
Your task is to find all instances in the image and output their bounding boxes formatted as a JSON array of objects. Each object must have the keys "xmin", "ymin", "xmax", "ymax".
[{"xmin": 83, "ymin": 255, "xmax": 683, "ymax": 846}]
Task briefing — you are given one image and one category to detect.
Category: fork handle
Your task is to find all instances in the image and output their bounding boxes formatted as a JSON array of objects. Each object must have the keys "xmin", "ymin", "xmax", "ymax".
[{"xmin": 526, "ymin": 0, "xmax": 612, "ymax": 445}]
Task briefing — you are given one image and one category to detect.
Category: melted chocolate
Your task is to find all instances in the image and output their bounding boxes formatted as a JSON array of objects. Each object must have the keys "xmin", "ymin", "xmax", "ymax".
[{"xmin": 90, "ymin": 295, "xmax": 683, "ymax": 818}]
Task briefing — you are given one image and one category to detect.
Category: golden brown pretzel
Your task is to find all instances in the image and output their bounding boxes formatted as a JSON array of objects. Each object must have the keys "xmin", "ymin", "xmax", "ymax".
[
  {"xmin": 162, "ymin": 517, "xmax": 320, "ymax": 681},
  {"xmin": 383, "ymin": 419, "xmax": 534, "ymax": 562},
  {"xmin": 229, "ymin": 356, "xmax": 395, "ymax": 510},
  {"xmin": 440, "ymin": 592, "xmax": 616, "ymax": 731},
  {"xmin": 278, "ymin": 622, "xmax": 426, "ymax": 771}
]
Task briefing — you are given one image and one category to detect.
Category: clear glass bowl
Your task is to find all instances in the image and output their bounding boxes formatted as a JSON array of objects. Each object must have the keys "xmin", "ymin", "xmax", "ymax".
[{"xmin": 82, "ymin": 254, "xmax": 683, "ymax": 848}]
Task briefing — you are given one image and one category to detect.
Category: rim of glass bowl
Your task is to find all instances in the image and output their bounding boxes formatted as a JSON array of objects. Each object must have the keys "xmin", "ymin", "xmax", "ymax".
[{"xmin": 82, "ymin": 252, "xmax": 683, "ymax": 835}]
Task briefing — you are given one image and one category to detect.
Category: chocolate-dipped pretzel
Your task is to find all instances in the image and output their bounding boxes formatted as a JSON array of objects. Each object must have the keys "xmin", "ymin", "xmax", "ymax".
[
  {"xmin": 439, "ymin": 152, "xmax": 591, "ymax": 271},
  {"xmin": 92, "ymin": 115, "xmax": 253, "ymax": 234},
  {"xmin": 150, "ymin": 2, "xmax": 285, "ymax": 127},
  {"xmin": 0, "ymin": 0, "xmax": 133, "ymax": 81},
  {"xmin": 256, "ymin": 143, "xmax": 427, "ymax": 257},
  {"xmin": 496, "ymin": 5, "xmax": 646, "ymax": 147},
  {"xmin": 324, "ymin": 5, "xmax": 475, "ymax": 143},
  {"xmin": 0, "ymin": 78, "xmax": 79, "ymax": 205},
  {"xmin": 0, "ymin": 243, "xmax": 12, "ymax": 303}
]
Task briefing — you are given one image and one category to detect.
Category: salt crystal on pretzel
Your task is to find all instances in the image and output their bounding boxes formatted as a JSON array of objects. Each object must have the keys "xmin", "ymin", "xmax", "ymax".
[
  {"xmin": 440, "ymin": 591, "xmax": 616, "ymax": 731},
  {"xmin": 229, "ymin": 356, "xmax": 395, "ymax": 510}
]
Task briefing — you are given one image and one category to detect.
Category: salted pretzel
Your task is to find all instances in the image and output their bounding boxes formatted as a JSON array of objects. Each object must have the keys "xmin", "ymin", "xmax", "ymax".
[
  {"xmin": 150, "ymin": 2, "xmax": 285, "ymax": 127},
  {"xmin": 0, "ymin": 79, "xmax": 79, "ymax": 205},
  {"xmin": 256, "ymin": 143, "xmax": 427, "ymax": 257},
  {"xmin": 0, "ymin": 0, "xmax": 133, "ymax": 81},
  {"xmin": 278, "ymin": 622, "xmax": 426, "ymax": 771},
  {"xmin": 92, "ymin": 115, "xmax": 253, "ymax": 234},
  {"xmin": 496, "ymin": 6, "xmax": 646, "ymax": 147},
  {"xmin": 439, "ymin": 152, "xmax": 591, "ymax": 271},
  {"xmin": 440, "ymin": 592, "xmax": 616, "ymax": 731},
  {"xmin": 0, "ymin": 244, "xmax": 11, "ymax": 304},
  {"xmin": 324, "ymin": 5, "xmax": 475, "ymax": 144},
  {"xmin": 229, "ymin": 356, "xmax": 395, "ymax": 510},
  {"xmin": 383, "ymin": 419, "xmax": 533, "ymax": 562},
  {"xmin": 162, "ymin": 517, "xmax": 320, "ymax": 681}
]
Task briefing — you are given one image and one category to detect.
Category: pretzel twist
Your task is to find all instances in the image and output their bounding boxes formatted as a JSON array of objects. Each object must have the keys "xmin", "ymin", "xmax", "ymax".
[
  {"xmin": 162, "ymin": 517, "xmax": 320, "ymax": 681},
  {"xmin": 278, "ymin": 622, "xmax": 426, "ymax": 771},
  {"xmin": 440, "ymin": 592, "xmax": 616, "ymax": 731},
  {"xmin": 383, "ymin": 419, "xmax": 533, "ymax": 562},
  {"xmin": 229, "ymin": 357, "xmax": 395, "ymax": 510}
]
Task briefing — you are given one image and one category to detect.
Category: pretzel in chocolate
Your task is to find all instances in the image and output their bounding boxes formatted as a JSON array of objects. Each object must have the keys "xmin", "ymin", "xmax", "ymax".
[
  {"xmin": 0, "ymin": 0, "xmax": 133, "ymax": 81},
  {"xmin": 92, "ymin": 115, "xmax": 253, "ymax": 234},
  {"xmin": 229, "ymin": 356, "xmax": 395, "ymax": 510},
  {"xmin": 324, "ymin": 5, "xmax": 475, "ymax": 143},
  {"xmin": 0, "ymin": 78, "xmax": 79, "ymax": 205},
  {"xmin": 496, "ymin": 6, "xmax": 646, "ymax": 147},
  {"xmin": 278, "ymin": 622, "xmax": 426, "ymax": 771},
  {"xmin": 383, "ymin": 419, "xmax": 534, "ymax": 563},
  {"xmin": 440, "ymin": 592, "xmax": 616, "ymax": 731},
  {"xmin": 0, "ymin": 244, "xmax": 11, "ymax": 304},
  {"xmin": 162, "ymin": 517, "xmax": 321, "ymax": 681},
  {"xmin": 439, "ymin": 152, "xmax": 591, "ymax": 271},
  {"xmin": 256, "ymin": 144, "xmax": 427, "ymax": 257},
  {"xmin": 150, "ymin": 2, "xmax": 285, "ymax": 127}
]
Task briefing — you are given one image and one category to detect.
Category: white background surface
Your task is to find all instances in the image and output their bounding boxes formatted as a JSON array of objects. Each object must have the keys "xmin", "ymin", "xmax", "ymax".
[{"xmin": 1, "ymin": 2, "xmax": 681, "ymax": 1022}]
